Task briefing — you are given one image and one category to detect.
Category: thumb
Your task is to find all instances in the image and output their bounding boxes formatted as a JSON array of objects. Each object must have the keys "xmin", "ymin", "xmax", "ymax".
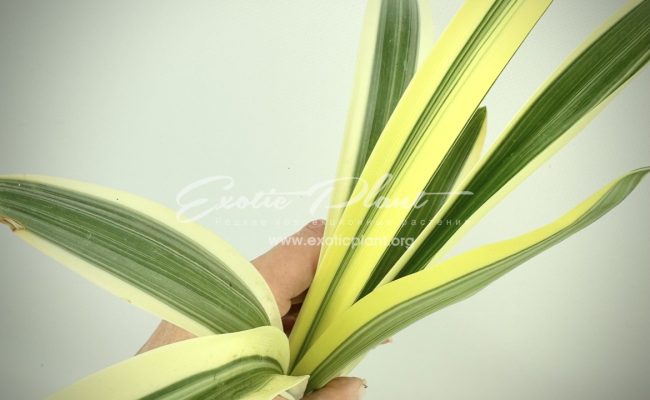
[
  {"xmin": 252, "ymin": 220, "xmax": 325, "ymax": 315},
  {"xmin": 302, "ymin": 377, "xmax": 367, "ymax": 400}
]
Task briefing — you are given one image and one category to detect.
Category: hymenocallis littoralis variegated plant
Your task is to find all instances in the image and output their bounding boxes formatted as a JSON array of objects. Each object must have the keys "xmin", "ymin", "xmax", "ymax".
[{"xmin": 1, "ymin": 1, "xmax": 649, "ymax": 398}]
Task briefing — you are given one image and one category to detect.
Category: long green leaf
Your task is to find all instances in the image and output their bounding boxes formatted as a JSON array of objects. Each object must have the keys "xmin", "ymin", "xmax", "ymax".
[
  {"xmin": 0, "ymin": 175, "xmax": 281, "ymax": 335},
  {"xmin": 290, "ymin": 0, "xmax": 551, "ymax": 367},
  {"xmin": 358, "ymin": 105, "xmax": 487, "ymax": 298},
  {"xmin": 392, "ymin": 0, "xmax": 650, "ymax": 279},
  {"xmin": 293, "ymin": 167, "xmax": 649, "ymax": 390},
  {"xmin": 50, "ymin": 327, "xmax": 307, "ymax": 400},
  {"xmin": 321, "ymin": 0, "xmax": 432, "ymax": 252}
]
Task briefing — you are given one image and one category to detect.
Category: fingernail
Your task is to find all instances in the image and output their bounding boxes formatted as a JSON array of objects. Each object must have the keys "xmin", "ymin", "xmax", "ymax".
[
  {"xmin": 358, "ymin": 379, "xmax": 368, "ymax": 399},
  {"xmin": 302, "ymin": 219, "xmax": 326, "ymax": 235}
]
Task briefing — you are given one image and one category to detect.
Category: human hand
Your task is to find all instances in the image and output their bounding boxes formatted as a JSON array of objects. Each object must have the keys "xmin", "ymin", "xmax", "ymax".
[{"xmin": 138, "ymin": 220, "xmax": 367, "ymax": 399}]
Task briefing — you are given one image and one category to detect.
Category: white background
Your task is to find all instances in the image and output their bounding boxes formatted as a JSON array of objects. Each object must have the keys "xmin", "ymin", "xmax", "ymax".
[{"xmin": 1, "ymin": 1, "xmax": 649, "ymax": 399}]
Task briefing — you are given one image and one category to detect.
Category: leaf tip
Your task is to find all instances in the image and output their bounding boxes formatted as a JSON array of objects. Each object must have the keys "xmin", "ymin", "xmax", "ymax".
[{"xmin": 0, "ymin": 216, "xmax": 24, "ymax": 232}]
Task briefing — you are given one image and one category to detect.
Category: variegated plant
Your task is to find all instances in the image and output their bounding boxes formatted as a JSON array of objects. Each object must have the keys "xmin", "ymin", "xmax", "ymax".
[{"xmin": 1, "ymin": 0, "xmax": 649, "ymax": 398}]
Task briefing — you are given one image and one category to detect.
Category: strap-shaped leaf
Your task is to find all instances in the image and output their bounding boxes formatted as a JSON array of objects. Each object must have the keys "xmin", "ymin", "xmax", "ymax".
[
  {"xmin": 293, "ymin": 167, "xmax": 649, "ymax": 390},
  {"xmin": 290, "ymin": 0, "xmax": 551, "ymax": 366},
  {"xmin": 392, "ymin": 0, "xmax": 650, "ymax": 279},
  {"xmin": 321, "ymin": 0, "xmax": 433, "ymax": 252},
  {"xmin": 50, "ymin": 327, "xmax": 307, "ymax": 400},
  {"xmin": 358, "ymin": 106, "xmax": 487, "ymax": 298},
  {"xmin": 0, "ymin": 175, "xmax": 281, "ymax": 335}
]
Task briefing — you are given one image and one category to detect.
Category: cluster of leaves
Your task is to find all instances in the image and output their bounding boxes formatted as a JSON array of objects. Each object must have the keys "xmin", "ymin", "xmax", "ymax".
[{"xmin": 0, "ymin": 1, "xmax": 648, "ymax": 398}]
